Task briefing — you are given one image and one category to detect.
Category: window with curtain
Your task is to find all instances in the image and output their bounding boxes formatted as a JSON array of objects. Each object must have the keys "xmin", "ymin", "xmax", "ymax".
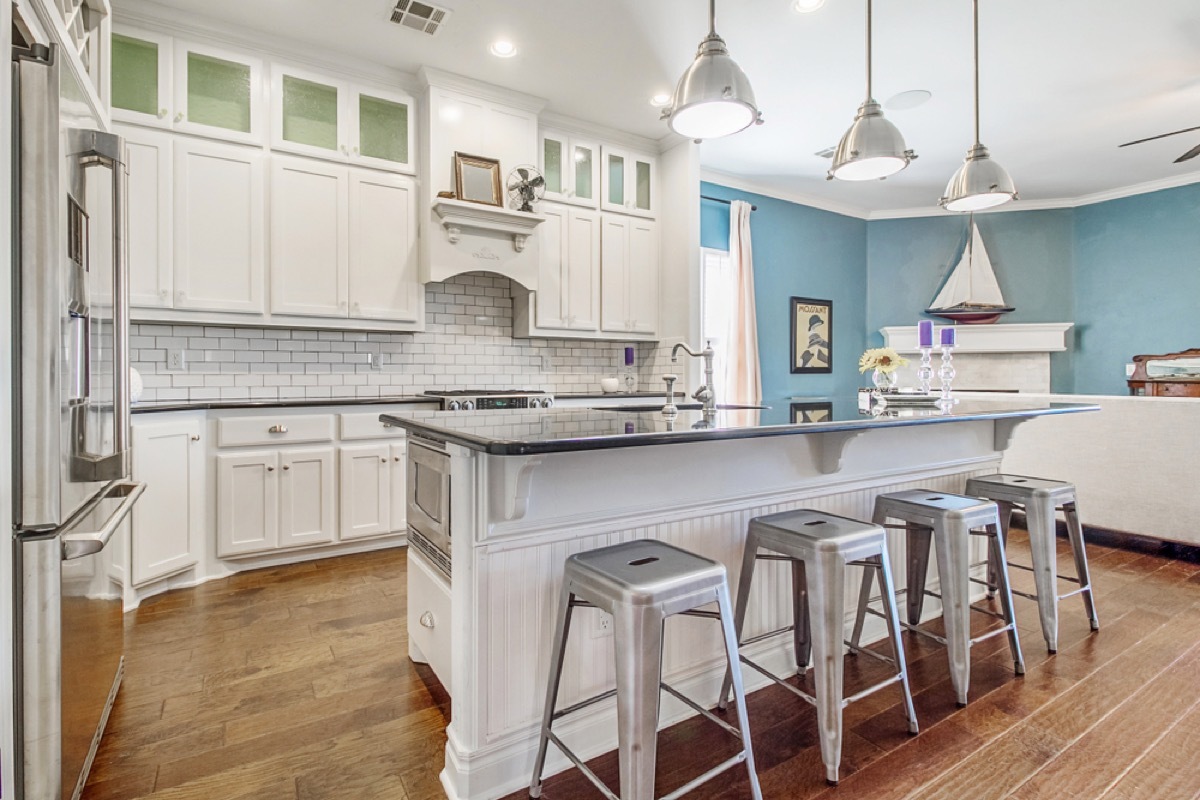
[{"xmin": 701, "ymin": 247, "xmax": 734, "ymax": 403}]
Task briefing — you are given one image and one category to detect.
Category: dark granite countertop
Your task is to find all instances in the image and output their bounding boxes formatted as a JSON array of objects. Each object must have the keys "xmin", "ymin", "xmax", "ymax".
[
  {"xmin": 131, "ymin": 395, "xmax": 437, "ymax": 414},
  {"xmin": 379, "ymin": 398, "xmax": 1099, "ymax": 456}
]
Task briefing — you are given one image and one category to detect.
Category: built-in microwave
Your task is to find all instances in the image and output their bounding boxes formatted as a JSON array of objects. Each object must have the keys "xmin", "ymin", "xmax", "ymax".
[{"xmin": 407, "ymin": 439, "xmax": 451, "ymax": 579}]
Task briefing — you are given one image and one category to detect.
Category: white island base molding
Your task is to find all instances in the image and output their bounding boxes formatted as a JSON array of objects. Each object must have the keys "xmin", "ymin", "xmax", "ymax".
[{"xmin": 432, "ymin": 420, "xmax": 1015, "ymax": 800}]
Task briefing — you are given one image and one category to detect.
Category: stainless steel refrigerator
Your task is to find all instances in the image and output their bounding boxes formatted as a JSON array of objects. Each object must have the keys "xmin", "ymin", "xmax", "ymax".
[{"xmin": 12, "ymin": 43, "xmax": 144, "ymax": 799}]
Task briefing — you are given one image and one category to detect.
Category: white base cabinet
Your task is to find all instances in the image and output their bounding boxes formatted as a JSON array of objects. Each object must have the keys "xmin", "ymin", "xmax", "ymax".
[
  {"xmin": 130, "ymin": 416, "xmax": 204, "ymax": 586},
  {"xmin": 279, "ymin": 448, "xmax": 337, "ymax": 548},
  {"xmin": 216, "ymin": 450, "xmax": 280, "ymax": 556}
]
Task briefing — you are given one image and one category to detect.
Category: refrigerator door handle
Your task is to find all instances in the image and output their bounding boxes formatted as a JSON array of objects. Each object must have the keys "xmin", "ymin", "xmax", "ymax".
[{"xmin": 61, "ymin": 480, "xmax": 145, "ymax": 560}]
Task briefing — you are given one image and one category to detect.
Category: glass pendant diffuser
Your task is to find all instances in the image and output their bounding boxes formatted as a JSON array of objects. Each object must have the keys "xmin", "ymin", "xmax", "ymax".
[
  {"xmin": 663, "ymin": 0, "xmax": 763, "ymax": 140},
  {"xmin": 940, "ymin": 0, "xmax": 1017, "ymax": 211},
  {"xmin": 829, "ymin": 0, "xmax": 916, "ymax": 181}
]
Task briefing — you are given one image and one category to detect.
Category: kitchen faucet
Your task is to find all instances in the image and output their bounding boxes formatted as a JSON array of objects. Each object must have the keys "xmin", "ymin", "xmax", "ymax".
[{"xmin": 671, "ymin": 340, "xmax": 717, "ymax": 413}]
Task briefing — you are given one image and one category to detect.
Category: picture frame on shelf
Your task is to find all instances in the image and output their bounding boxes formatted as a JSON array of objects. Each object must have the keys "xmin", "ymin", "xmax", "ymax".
[
  {"xmin": 453, "ymin": 152, "xmax": 503, "ymax": 206},
  {"xmin": 791, "ymin": 401, "xmax": 834, "ymax": 424},
  {"xmin": 790, "ymin": 296, "xmax": 833, "ymax": 374}
]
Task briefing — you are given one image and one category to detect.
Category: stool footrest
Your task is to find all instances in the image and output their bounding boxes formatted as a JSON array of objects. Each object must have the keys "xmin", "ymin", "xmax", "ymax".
[
  {"xmin": 842, "ymin": 673, "xmax": 904, "ymax": 708},
  {"xmin": 543, "ymin": 730, "xmax": 621, "ymax": 800},
  {"xmin": 552, "ymin": 688, "xmax": 617, "ymax": 721},
  {"xmin": 740, "ymin": 624, "xmax": 795, "ymax": 647},
  {"xmin": 967, "ymin": 604, "xmax": 1008, "ymax": 620},
  {"xmin": 1008, "ymin": 587, "xmax": 1041, "ymax": 602},
  {"xmin": 660, "ymin": 681, "xmax": 742, "ymax": 739},
  {"xmin": 844, "ymin": 640, "xmax": 900, "ymax": 668},
  {"xmin": 971, "ymin": 624, "xmax": 1017, "ymax": 644},
  {"xmin": 739, "ymin": 654, "xmax": 817, "ymax": 708},
  {"xmin": 1058, "ymin": 585, "xmax": 1091, "ymax": 601},
  {"xmin": 899, "ymin": 621, "xmax": 949, "ymax": 647},
  {"xmin": 659, "ymin": 752, "xmax": 750, "ymax": 800},
  {"xmin": 680, "ymin": 609, "xmax": 721, "ymax": 620},
  {"xmin": 1004, "ymin": 561, "xmax": 1084, "ymax": 584}
]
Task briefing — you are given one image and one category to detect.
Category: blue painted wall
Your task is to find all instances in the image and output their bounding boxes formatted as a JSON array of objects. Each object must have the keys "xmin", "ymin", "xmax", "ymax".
[
  {"xmin": 700, "ymin": 181, "xmax": 867, "ymax": 400},
  {"xmin": 1073, "ymin": 182, "xmax": 1200, "ymax": 395}
]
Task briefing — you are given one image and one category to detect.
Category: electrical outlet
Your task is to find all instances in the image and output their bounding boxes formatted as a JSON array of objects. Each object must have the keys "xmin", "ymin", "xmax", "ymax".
[
  {"xmin": 540, "ymin": 354, "xmax": 552, "ymax": 372},
  {"xmin": 592, "ymin": 611, "xmax": 614, "ymax": 639},
  {"xmin": 367, "ymin": 350, "xmax": 383, "ymax": 371},
  {"xmin": 166, "ymin": 348, "xmax": 186, "ymax": 372},
  {"xmin": 1125, "ymin": 363, "xmax": 1136, "ymax": 377}
]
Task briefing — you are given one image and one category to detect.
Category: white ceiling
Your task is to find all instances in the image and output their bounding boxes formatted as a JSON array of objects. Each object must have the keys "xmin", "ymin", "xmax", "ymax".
[{"xmin": 124, "ymin": 0, "xmax": 1200, "ymax": 215}]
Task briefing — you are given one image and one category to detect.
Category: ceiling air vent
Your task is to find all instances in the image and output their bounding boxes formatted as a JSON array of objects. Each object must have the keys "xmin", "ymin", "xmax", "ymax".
[{"xmin": 389, "ymin": 0, "xmax": 450, "ymax": 36}]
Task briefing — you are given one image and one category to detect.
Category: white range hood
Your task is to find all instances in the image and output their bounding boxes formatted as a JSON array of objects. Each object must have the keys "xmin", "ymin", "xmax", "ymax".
[{"xmin": 424, "ymin": 198, "xmax": 544, "ymax": 287}]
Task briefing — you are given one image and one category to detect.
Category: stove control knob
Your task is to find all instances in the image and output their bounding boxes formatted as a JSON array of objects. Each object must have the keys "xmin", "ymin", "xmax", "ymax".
[
  {"xmin": 542, "ymin": 397, "xmax": 554, "ymax": 409},
  {"xmin": 462, "ymin": 400, "xmax": 475, "ymax": 411},
  {"xmin": 448, "ymin": 400, "xmax": 461, "ymax": 411}
]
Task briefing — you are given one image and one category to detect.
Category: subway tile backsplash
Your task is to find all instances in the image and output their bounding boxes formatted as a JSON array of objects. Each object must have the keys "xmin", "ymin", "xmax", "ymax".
[{"xmin": 131, "ymin": 273, "xmax": 660, "ymax": 402}]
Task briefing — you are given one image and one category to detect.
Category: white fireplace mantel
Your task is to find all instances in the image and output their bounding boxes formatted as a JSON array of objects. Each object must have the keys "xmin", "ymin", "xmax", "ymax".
[{"xmin": 881, "ymin": 322, "xmax": 1074, "ymax": 354}]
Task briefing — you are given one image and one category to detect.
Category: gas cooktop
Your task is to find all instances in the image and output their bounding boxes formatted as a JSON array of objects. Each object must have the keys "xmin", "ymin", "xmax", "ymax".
[
  {"xmin": 421, "ymin": 389, "xmax": 554, "ymax": 411},
  {"xmin": 423, "ymin": 389, "xmax": 547, "ymax": 397}
]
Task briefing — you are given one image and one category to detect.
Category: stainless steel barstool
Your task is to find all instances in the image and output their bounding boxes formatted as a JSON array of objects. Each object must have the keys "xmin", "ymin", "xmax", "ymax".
[
  {"xmin": 964, "ymin": 474, "xmax": 1099, "ymax": 653},
  {"xmin": 716, "ymin": 509, "xmax": 918, "ymax": 786},
  {"xmin": 850, "ymin": 490, "xmax": 1025, "ymax": 707},
  {"xmin": 530, "ymin": 539, "xmax": 762, "ymax": 800}
]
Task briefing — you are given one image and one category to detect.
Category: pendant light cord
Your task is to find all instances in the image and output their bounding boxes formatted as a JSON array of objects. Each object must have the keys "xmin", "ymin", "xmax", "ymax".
[
  {"xmin": 973, "ymin": 0, "xmax": 981, "ymax": 145},
  {"xmin": 866, "ymin": 0, "xmax": 873, "ymax": 101},
  {"xmin": 709, "ymin": 0, "xmax": 717, "ymax": 36}
]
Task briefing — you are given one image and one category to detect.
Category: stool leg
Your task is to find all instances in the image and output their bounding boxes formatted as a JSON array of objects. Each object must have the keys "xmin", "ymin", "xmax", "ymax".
[
  {"xmin": 807, "ymin": 551, "xmax": 847, "ymax": 785},
  {"xmin": 875, "ymin": 551, "xmax": 918, "ymax": 734},
  {"xmin": 718, "ymin": 533, "xmax": 760, "ymax": 711},
  {"xmin": 613, "ymin": 602, "xmax": 665, "ymax": 800},
  {"xmin": 1026, "ymin": 494, "xmax": 1061, "ymax": 652},
  {"xmin": 793, "ymin": 559, "xmax": 811, "ymax": 674},
  {"xmin": 530, "ymin": 586, "xmax": 577, "ymax": 798},
  {"xmin": 716, "ymin": 582, "xmax": 764, "ymax": 800},
  {"xmin": 988, "ymin": 500, "xmax": 1015, "ymax": 599},
  {"xmin": 989, "ymin": 522, "xmax": 1026, "ymax": 676},
  {"xmin": 906, "ymin": 524, "xmax": 933, "ymax": 627},
  {"xmin": 848, "ymin": 561, "xmax": 875, "ymax": 653},
  {"xmin": 1064, "ymin": 501, "xmax": 1100, "ymax": 631},
  {"xmin": 932, "ymin": 520, "xmax": 972, "ymax": 706}
]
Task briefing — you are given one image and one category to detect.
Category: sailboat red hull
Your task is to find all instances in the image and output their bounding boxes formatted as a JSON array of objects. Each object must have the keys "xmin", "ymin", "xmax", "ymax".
[{"xmin": 924, "ymin": 306, "xmax": 1015, "ymax": 324}]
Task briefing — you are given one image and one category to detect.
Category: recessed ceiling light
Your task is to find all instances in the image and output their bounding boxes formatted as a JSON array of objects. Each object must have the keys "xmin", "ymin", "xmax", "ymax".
[
  {"xmin": 791, "ymin": 0, "xmax": 826, "ymax": 13},
  {"xmin": 649, "ymin": 93, "xmax": 672, "ymax": 108},
  {"xmin": 489, "ymin": 40, "xmax": 517, "ymax": 58},
  {"xmin": 884, "ymin": 89, "xmax": 933, "ymax": 111}
]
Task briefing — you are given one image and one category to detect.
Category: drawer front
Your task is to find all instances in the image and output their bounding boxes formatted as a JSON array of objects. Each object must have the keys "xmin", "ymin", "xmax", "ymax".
[
  {"xmin": 407, "ymin": 549, "xmax": 452, "ymax": 689},
  {"xmin": 217, "ymin": 414, "xmax": 335, "ymax": 447},
  {"xmin": 339, "ymin": 411, "xmax": 410, "ymax": 441}
]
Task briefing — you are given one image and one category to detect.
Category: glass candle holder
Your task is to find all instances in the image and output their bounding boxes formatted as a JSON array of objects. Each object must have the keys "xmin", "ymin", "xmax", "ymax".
[
  {"xmin": 917, "ymin": 347, "xmax": 934, "ymax": 395},
  {"xmin": 938, "ymin": 345, "xmax": 957, "ymax": 407}
]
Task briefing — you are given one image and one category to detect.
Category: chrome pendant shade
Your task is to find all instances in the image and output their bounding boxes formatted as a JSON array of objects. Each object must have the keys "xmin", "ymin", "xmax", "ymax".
[
  {"xmin": 663, "ymin": 0, "xmax": 762, "ymax": 140},
  {"xmin": 939, "ymin": 0, "xmax": 1017, "ymax": 211},
  {"xmin": 829, "ymin": 0, "xmax": 915, "ymax": 182}
]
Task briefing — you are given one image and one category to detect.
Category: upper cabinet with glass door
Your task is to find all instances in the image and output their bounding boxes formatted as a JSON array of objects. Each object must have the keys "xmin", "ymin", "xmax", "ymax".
[
  {"xmin": 540, "ymin": 129, "xmax": 599, "ymax": 208},
  {"xmin": 272, "ymin": 64, "xmax": 415, "ymax": 174},
  {"xmin": 110, "ymin": 27, "xmax": 264, "ymax": 145},
  {"xmin": 600, "ymin": 145, "xmax": 655, "ymax": 218}
]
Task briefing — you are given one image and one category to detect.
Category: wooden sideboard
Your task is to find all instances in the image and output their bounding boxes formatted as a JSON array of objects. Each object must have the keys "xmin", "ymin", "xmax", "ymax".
[{"xmin": 1127, "ymin": 348, "xmax": 1200, "ymax": 397}]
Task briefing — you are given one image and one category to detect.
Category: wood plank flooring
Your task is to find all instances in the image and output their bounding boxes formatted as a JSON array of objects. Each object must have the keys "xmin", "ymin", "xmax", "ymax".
[{"xmin": 85, "ymin": 532, "xmax": 1200, "ymax": 800}]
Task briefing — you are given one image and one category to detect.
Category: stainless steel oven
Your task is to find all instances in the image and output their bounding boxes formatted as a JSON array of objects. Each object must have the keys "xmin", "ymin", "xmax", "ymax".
[{"xmin": 406, "ymin": 438, "xmax": 451, "ymax": 579}]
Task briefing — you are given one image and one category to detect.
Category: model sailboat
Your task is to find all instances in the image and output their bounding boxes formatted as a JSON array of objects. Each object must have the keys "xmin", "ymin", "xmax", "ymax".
[{"xmin": 925, "ymin": 217, "xmax": 1015, "ymax": 324}]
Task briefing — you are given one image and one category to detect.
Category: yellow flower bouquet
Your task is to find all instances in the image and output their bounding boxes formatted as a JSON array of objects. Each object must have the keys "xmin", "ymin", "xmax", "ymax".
[{"xmin": 858, "ymin": 348, "xmax": 909, "ymax": 374}]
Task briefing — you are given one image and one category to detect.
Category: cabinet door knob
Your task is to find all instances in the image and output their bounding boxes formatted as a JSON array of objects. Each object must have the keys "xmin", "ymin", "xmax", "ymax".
[
  {"xmin": 419, "ymin": 611, "xmax": 435, "ymax": 629},
  {"xmin": 160, "ymin": 289, "xmax": 169, "ymax": 300},
  {"xmin": 268, "ymin": 424, "xmax": 288, "ymax": 434},
  {"xmin": 353, "ymin": 146, "xmax": 359, "ymax": 156},
  {"xmin": 381, "ymin": 457, "xmax": 388, "ymax": 464},
  {"xmin": 266, "ymin": 465, "xmax": 275, "ymax": 472},
  {"xmin": 158, "ymin": 108, "xmax": 168, "ymax": 119},
  {"xmin": 394, "ymin": 456, "xmax": 400, "ymax": 462},
  {"xmin": 174, "ymin": 112, "xmax": 184, "ymax": 123},
  {"xmin": 341, "ymin": 145, "xmax": 348, "ymax": 155},
  {"xmin": 282, "ymin": 464, "xmax": 290, "ymax": 471},
  {"xmin": 190, "ymin": 434, "xmax": 200, "ymax": 441}
]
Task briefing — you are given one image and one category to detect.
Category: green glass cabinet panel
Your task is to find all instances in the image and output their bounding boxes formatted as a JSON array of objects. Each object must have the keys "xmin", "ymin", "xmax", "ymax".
[
  {"xmin": 358, "ymin": 94, "xmax": 409, "ymax": 164},
  {"xmin": 574, "ymin": 145, "xmax": 594, "ymax": 200},
  {"xmin": 543, "ymin": 137, "xmax": 563, "ymax": 194},
  {"xmin": 635, "ymin": 160, "xmax": 651, "ymax": 211},
  {"xmin": 186, "ymin": 51, "xmax": 252, "ymax": 133},
  {"xmin": 282, "ymin": 75, "xmax": 338, "ymax": 151},
  {"xmin": 111, "ymin": 34, "xmax": 159, "ymax": 116},
  {"xmin": 608, "ymin": 154, "xmax": 625, "ymax": 205}
]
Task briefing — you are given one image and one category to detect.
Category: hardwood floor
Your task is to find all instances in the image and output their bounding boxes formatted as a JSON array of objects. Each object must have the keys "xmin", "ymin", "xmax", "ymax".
[{"xmin": 85, "ymin": 532, "xmax": 1200, "ymax": 800}]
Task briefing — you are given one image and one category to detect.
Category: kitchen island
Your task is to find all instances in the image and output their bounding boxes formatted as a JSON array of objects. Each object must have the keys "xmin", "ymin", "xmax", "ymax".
[{"xmin": 380, "ymin": 398, "xmax": 1097, "ymax": 800}]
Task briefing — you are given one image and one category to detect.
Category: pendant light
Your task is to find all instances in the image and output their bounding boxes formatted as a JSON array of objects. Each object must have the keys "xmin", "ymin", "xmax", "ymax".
[
  {"xmin": 828, "ymin": 0, "xmax": 916, "ymax": 182},
  {"xmin": 662, "ymin": 0, "xmax": 763, "ymax": 140},
  {"xmin": 939, "ymin": 0, "xmax": 1018, "ymax": 211}
]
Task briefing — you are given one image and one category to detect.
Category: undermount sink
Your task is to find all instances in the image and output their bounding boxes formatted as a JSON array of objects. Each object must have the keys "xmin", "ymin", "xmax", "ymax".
[{"xmin": 590, "ymin": 403, "xmax": 770, "ymax": 413}]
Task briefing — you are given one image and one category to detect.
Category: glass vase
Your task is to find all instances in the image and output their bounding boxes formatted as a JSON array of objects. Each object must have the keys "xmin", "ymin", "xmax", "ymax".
[{"xmin": 872, "ymin": 368, "xmax": 898, "ymax": 394}]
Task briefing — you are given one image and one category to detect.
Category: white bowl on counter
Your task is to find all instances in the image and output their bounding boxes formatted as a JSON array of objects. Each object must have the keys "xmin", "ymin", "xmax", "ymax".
[{"xmin": 599, "ymin": 377, "xmax": 620, "ymax": 393}]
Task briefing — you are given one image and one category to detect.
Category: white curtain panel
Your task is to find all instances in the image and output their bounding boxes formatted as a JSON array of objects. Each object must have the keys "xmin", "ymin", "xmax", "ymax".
[{"xmin": 726, "ymin": 200, "xmax": 762, "ymax": 403}]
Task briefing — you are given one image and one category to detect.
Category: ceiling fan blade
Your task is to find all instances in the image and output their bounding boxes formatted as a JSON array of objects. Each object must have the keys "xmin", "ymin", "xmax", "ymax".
[
  {"xmin": 1119, "ymin": 125, "xmax": 1200, "ymax": 148},
  {"xmin": 1174, "ymin": 142, "xmax": 1200, "ymax": 163}
]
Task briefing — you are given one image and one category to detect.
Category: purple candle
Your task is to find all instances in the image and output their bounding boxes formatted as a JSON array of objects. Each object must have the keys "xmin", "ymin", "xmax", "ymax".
[
  {"xmin": 917, "ymin": 320, "xmax": 934, "ymax": 349},
  {"xmin": 940, "ymin": 326, "xmax": 956, "ymax": 347},
  {"xmin": 624, "ymin": 346, "xmax": 635, "ymax": 367}
]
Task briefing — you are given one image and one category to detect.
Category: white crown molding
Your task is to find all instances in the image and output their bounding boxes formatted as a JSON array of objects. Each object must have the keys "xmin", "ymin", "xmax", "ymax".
[
  {"xmin": 881, "ymin": 322, "xmax": 1075, "ymax": 354},
  {"xmin": 418, "ymin": 67, "xmax": 546, "ymax": 114},
  {"xmin": 699, "ymin": 168, "xmax": 870, "ymax": 219},
  {"xmin": 113, "ymin": 0, "xmax": 417, "ymax": 92},
  {"xmin": 538, "ymin": 111, "xmax": 659, "ymax": 155}
]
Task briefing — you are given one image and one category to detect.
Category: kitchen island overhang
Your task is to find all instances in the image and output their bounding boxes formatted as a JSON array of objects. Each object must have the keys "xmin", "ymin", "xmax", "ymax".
[{"xmin": 382, "ymin": 399, "xmax": 1098, "ymax": 800}]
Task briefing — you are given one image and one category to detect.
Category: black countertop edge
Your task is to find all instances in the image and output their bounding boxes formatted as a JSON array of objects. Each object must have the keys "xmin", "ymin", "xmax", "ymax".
[
  {"xmin": 379, "ymin": 403, "xmax": 1100, "ymax": 456},
  {"xmin": 555, "ymin": 391, "xmax": 685, "ymax": 400},
  {"xmin": 132, "ymin": 396, "xmax": 437, "ymax": 414}
]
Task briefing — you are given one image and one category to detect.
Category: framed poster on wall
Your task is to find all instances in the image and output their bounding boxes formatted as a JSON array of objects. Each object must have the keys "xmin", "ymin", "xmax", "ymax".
[{"xmin": 790, "ymin": 296, "xmax": 832, "ymax": 374}]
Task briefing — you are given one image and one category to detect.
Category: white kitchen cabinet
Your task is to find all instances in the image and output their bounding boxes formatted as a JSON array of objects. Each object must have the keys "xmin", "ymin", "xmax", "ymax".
[
  {"xmin": 216, "ymin": 450, "xmax": 279, "ymax": 557},
  {"xmin": 172, "ymin": 40, "xmax": 264, "ymax": 145},
  {"xmin": 540, "ymin": 129, "xmax": 599, "ymax": 208},
  {"xmin": 111, "ymin": 27, "xmax": 173, "ymax": 130},
  {"xmin": 534, "ymin": 203, "xmax": 600, "ymax": 331},
  {"xmin": 600, "ymin": 214, "xmax": 659, "ymax": 335},
  {"xmin": 130, "ymin": 417, "xmax": 203, "ymax": 586},
  {"xmin": 600, "ymin": 146, "xmax": 655, "ymax": 218},
  {"xmin": 278, "ymin": 447, "xmax": 337, "ymax": 548},
  {"xmin": 348, "ymin": 171, "xmax": 420, "ymax": 322},
  {"xmin": 173, "ymin": 138, "xmax": 265, "ymax": 314},
  {"xmin": 123, "ymin": 127, "xmax": 173, "ymax": 308},
  {"xmin": 339, "ymin": 444, "xmax": 392, "ymax": 541},
  {"xmin": 389, "ymin": 442, "xmax": 408, "ymax": 533},
  {"xmin": 270, "ymin": 157, "xmax": 349, "ymax": 317}
]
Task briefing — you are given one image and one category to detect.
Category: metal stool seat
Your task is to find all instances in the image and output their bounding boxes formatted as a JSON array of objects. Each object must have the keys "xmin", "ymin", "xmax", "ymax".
[
  {"xmin": 530, "ymin": 539, "xmax": 762, "ymax": 800},
  {"xmin": 717, "ymin": 509, "xmax": 918, "ymax": 785},
  {"xmin": 850, "ymin": 490, "xmax": 1025, "ymax": 707},
  {"xmin": 964, "ymin": 474, "xmax": 1099, "ymax": 652}
]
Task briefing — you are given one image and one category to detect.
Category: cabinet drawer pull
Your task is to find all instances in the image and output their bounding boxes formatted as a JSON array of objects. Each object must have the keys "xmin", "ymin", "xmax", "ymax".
[
  {"xmin": 268, "ymin": 425, "xmax": 288, "ymax": 434},
  {"xmin": 419, "ymin": 611, "xmax": 435, "ymax": 629}
]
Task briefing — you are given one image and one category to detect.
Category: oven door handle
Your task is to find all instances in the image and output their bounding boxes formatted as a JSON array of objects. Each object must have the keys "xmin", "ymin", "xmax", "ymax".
[{"xmin": 61, "ymin": 480, "xmax": 145, "ymax": 561}]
